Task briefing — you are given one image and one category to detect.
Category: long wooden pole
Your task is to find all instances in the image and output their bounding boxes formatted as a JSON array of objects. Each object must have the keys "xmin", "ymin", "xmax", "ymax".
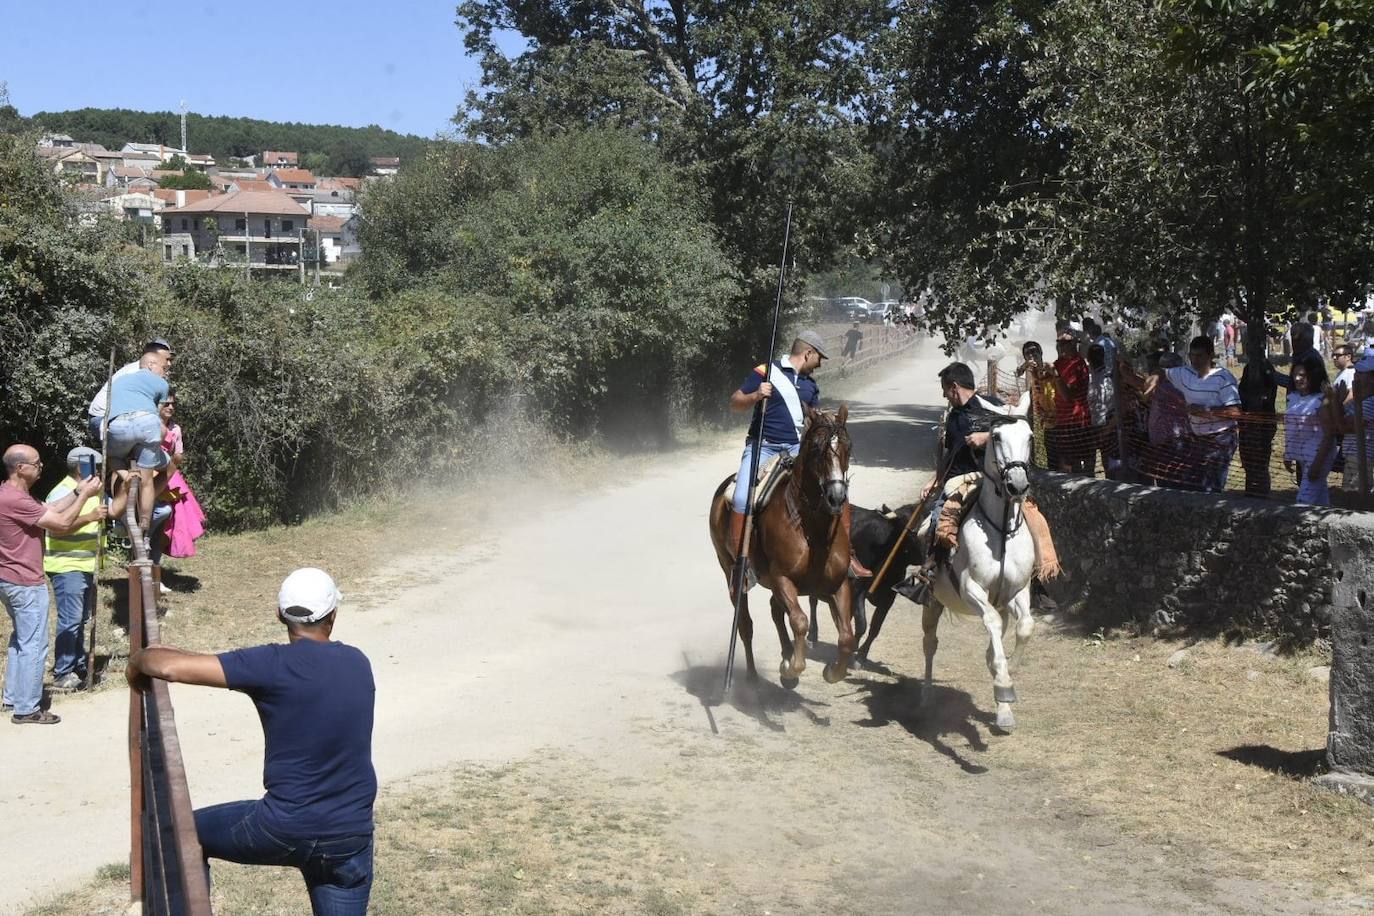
[
  {"xmin": 127, "ymin": 478, "xmax": 145, "ymax": 907},
  {"xmin": 724, "ymin": 201, "xmax": 792, "ymax": 692},
  {"xmin": 870, "ymin": 444, "xmax": 959, "ymax": 589},
  {"xmin": 87, "ymin": 347, "xmax": 116, "ymax": 690}
]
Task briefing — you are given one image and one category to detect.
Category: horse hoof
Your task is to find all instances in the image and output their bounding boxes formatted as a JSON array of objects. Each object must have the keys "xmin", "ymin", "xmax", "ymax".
[
  {"xmin": 780, "ymin": 673, "xmax": 799, "ymax": 690},
  {"xmin": 996, "ymin": 708, "xmax": 1017, "ymax": 731},
  {"xmin": 822, "ymin": 663, "xmax": 846, "ymax": 684}
]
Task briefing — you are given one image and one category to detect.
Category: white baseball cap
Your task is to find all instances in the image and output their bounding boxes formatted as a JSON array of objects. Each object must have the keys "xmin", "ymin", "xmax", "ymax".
[{"xmin": 277, "ymin": 567, "xmax": 342, "ymax": 623}]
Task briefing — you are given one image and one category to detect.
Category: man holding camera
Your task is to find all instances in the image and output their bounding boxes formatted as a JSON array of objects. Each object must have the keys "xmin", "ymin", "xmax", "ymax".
[
  {"xmin": 1, "ymin": 444, "xmax": 105, "ymax": 724},
  {"xmin": 44, "ymin": 447, "xmax": 108, "ymax": 691}
]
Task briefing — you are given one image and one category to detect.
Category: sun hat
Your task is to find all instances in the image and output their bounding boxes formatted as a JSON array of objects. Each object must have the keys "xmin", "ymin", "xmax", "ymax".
[
  {"xmin": 277, "ymin": 567, "xmax": 342, "ymax": 623},
  {"xmin": 66, "ymin": 446, "xmax": 102, "ymax": 469},
  {"xmin": 795, "ymin": 329, "xmax": 830, "ymax": 359}
]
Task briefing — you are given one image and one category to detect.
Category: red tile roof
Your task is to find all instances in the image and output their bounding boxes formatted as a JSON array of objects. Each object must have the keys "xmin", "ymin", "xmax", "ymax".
[
  {"xmin": 232, "ymin": 179, "xmax": 276, "ymax": 192},
  {"xmin": 272, "ymin": 168, "xmax": 316, "ymax": 184},
  {"xmin": 163, "ymin": 189, "xmax": 310, "ymax": 217},
  {"xmin": 318, "ymin": 176, "xmax": 361, "ymax": 191},
  {"xmin": 263, "ymin": 150, "xmax": 299, "ymax": 164},
  {"xmin": 152, "ymin": 189, "xmax": 217, "ymax": 206},
  {"xmin": 308, "ymin": 215, "xmax": 349, "ymax": 233}
]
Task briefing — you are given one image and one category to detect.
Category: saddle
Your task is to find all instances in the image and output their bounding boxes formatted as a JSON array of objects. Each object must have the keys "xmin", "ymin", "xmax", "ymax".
[
  {"xmin": 924, "ymin": 480, "xmax": 1062, "ymax": 581},
  {"xmin": 725, "ymin": 455, "xmax": 793, "ymax": 515}
]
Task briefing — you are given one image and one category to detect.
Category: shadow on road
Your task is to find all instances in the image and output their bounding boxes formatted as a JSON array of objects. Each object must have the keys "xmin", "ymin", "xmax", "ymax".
[
  {"xmin": 842, "ymin": 400, "xmax": 945, "ymax": 473},
  {"xmin": 852, "ymin": 675, "xmax": 994, "ymax": 775},
  {"xmin": 1217, "ymin": 745, "xmax": 1327, "ymax": 778},
  {"xmin": 672, "ymin": 663, "xmax": 832, "ymax": 733}
]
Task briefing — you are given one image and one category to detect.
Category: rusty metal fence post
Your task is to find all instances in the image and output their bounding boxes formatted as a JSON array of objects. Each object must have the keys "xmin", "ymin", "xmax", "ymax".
[{"xmin": 125, "ymin": 477, "xmax": 213, "ymax": 915}]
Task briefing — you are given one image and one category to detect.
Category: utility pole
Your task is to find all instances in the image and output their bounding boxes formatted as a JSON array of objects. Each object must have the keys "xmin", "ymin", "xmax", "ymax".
[
  {"xmin": 179, "ymin": 100, "xmax": 188, "ymax": 154},
  {"xmin": 244, "ymin": 211, "xmax": 251, "ymax": 280},
  {"xmin": 299, "ymin": 227, "xmax": 305, "ymax": 284}
]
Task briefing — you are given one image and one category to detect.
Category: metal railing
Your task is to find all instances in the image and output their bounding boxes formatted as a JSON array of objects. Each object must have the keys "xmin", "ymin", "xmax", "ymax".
[{"xmin": 126, "ymin": 477, "xmax": 213, "ymax": 914}]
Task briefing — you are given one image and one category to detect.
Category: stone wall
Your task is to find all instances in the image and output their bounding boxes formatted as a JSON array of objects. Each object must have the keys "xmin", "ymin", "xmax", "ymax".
[
  {"xmin": 1030, "ymin": 471, "xmax": 1374, "ymax": 784},
  {"xmin": 1031, "ymin": 472, "xmax": 1335, "ymax": 643}
]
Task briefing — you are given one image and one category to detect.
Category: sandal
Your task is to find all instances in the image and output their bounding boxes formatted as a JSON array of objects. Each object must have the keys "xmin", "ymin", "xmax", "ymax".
[{"xmin": 12, "ymin": 709, "xmax": 61, "ymax": 725}]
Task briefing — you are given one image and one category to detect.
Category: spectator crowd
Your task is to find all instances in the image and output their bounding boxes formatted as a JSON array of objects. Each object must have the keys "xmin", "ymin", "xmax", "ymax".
[
  {"xmin": 1012, "ymin": 314, "xmax": 1374, "ymax": 508},
  {"xmin": 1, "ymin": 338, "xmax": 206, "ymax": 725}
]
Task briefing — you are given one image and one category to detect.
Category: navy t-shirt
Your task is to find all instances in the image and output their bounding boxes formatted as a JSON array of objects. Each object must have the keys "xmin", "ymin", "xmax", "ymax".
[
  {"xmin": 738, "ymin": 363, "xmax": 820, "ymax": 444},
  {"xmin": 218, "ymin": 639, "xmax": 377, "ymax": 838}
]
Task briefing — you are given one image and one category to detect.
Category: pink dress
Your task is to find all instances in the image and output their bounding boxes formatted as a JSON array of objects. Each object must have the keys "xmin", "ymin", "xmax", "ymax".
[{"xmin": 161, "ymin": 424, "xmax": 207, "ymax": 558}]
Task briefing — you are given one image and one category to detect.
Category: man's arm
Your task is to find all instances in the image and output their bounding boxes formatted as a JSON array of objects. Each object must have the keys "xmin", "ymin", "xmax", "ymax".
[
  {"xmin": 730, "ymin": 384, "xmax": 772, "ymax": 411},
  {"xmin": 45, "ymin": 506, "xmax": 109, "ymax": 536},
  {"xmin": 127, "ymin": 646, "xmax": 229, "ymax": 690},
  {"xmin": 36, "ymin": 477, "xmax": 103, "ymax": 532}
]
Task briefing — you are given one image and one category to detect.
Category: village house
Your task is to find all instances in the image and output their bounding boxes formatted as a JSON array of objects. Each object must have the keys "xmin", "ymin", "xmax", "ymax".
[
  {"xmin": 38, "ymin": 133, "xmax": 76, "ymax": 148},
  {"xmin": 307, "ymin": 184, "xmax": 356, "ymax": 219},
  {"xmin": 268, "ymin": 167, "xmax": 316, "ymax": 190},
  {"xmin": 159, "ymin": 189, "xmax": 311, "ymax": 270},
  {"xmin": 307, "ymin": 214, "xmax": 359, "ymax": 266},
  {"xmin": 36, "ymin": 145, "xmax": 103, "ymax": 184},
  {"xmin": 122, "ymin": 142, "xmax": 187, "ymax": 163},
  {"xmin": 262, "ymin": 150, "xmax": 299, "ymax": 167},
  {"xmin": 106, "ymin": 165, "xmax": 158, "ymax": 190},
  {"xmin": 369, "ymin": 155, "xmax": 400, "ymax": 176},
  {"xmin": 101, "ymin": 190, "xmax": 164, "ymax": 223}
]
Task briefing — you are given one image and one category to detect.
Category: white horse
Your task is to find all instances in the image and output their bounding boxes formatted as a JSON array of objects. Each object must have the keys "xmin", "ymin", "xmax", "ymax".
[{"xmin": 922, "ymin": 402, "xmax": 1037, "ymax": 731}]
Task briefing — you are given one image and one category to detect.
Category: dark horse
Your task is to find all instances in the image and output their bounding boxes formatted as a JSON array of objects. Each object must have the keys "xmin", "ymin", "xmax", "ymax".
[{"xmin": 708, "ymin": 406, "xmax": 858, "ymax": 686}]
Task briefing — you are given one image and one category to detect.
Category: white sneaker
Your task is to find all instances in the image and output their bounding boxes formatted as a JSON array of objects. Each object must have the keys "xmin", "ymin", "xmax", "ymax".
[{"xmin": 158, "ymin": 583, "xmax": 170, "ymax": 595}]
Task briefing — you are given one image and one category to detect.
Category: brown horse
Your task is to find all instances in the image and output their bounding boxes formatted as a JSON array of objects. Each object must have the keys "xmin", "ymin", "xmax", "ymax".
[{"xmin": 709, "ymin": 406, "xmax": 858, "ymax": 686}]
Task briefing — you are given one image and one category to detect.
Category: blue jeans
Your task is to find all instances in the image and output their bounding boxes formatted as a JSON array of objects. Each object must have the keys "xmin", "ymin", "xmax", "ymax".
[
  {"xmin": 1, "ymin": 581, "xmax": 52, "ymax": 715},
  {"xmin": 195, "ymin": 800, "xmax": 373, "ymax": 916},
  {"xmin": 733, "ymin": 439, "xmax": 800, "ymax": 514},
  {"xmin": 149, "ymin": 503, "xmax": 172, "ymax": 565},
  {"xmin": 48, "ymin": 571, "xmax": 94, "ymax": 678},
  {"xmin": 107, "ymin": 411, "xmax": 168, "ymax": 470}
]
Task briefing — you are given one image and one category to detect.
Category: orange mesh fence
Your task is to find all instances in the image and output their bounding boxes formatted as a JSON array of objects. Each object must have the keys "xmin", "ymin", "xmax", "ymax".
[{"xmin": 975, "ymin": 361, "xmax": 1372, "ymax": 507}]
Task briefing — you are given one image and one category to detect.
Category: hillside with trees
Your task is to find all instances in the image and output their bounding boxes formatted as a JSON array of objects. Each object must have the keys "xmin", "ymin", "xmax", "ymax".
[{"xmin": 22, "ymin": 107, "xmax": 432, "ymax": 175}]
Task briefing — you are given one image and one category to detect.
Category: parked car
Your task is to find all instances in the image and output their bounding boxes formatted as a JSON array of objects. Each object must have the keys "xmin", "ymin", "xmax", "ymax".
[{"xmin": 836, "ymin": 296, "xmax": 877, "ymax": 322}]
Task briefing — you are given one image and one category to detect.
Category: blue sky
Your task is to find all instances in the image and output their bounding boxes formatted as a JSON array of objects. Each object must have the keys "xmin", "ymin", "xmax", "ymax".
[{"xmin": 0, "ymin": 1, "xmax": 520, "ymax": 137}]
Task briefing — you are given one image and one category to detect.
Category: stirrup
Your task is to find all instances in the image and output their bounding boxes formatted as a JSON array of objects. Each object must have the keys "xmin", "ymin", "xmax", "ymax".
[{"xmin": 894, "ymin": 573, "xmax": 931, "ymax": 604}]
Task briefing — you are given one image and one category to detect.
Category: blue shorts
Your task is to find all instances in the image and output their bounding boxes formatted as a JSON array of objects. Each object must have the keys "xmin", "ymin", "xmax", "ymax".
[{"xmin": 107, "ymin": 412, "xmax": 169, "ymax": 470}]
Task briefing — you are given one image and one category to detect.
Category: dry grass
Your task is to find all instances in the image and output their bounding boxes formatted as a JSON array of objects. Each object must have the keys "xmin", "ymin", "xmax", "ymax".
[
  {"xmin": 971, "ymin": 621, "xmax": 1372, "ymax": 898},
  {"xmin": 28, "ymin": 759, "xmax": 726, "ymax": 916}
]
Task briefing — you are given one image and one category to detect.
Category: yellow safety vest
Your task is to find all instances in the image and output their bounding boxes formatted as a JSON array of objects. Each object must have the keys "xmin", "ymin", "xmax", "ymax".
[{"xmin": 43, "ymin": 476, "xmax": 101, "ymax": 575}]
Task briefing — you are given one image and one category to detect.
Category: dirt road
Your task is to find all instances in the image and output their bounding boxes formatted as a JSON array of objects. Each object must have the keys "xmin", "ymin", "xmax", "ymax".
[{"xmin": 2, "ymin": 345, "xmax": 1332, "ymax": 914}]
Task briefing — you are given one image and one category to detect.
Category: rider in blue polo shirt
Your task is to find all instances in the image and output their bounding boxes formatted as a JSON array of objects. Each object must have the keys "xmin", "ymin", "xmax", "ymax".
[{"xmin": 726, "ymin": 329, "xmax": 867, "ymax": 596}]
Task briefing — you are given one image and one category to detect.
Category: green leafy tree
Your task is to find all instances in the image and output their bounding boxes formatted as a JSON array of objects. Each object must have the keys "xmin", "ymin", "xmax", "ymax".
[
  {"xmin": 302, "ymin": 151, "xmax": 330, "ymax": 174},
  {"xmin": 357, "ymin": 129, "xmax": 739, "ymax": 440},
  {"xmin": 157, "ymin": 169, "xmax": 213, "ymax": 190},
  {"xmin": 866, "ymin": 0, "xmax": 1064, "ymax": 344},
  {"xmin": 456, "ymin": 1, "xmax": 891, "ymax": 350}
]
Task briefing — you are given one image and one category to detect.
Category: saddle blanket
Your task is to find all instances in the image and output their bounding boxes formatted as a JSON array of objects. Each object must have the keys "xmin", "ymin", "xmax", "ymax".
[{"xmin": 724, "ymin": 455, "xmax": 792, "ymax": 515}]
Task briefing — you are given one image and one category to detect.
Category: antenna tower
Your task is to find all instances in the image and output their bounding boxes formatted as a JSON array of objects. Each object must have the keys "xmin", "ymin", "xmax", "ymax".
[{"xmin": 179, "ymin": 100, "xmax": 188, "ymax": 153}]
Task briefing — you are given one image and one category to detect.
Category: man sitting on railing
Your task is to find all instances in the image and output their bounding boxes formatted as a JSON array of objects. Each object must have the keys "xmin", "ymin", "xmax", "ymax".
[{"xmin": 126, "ymin": 567, "xmax": 376, "ymax": 915}]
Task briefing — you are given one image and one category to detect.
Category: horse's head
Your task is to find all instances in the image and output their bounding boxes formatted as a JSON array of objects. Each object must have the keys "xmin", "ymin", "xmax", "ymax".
[
  {"xmin": 800, "ymin": 404, "xmax": 851, "ymax": 515},
  {"xmin": 984, "ymin": 415, "xmax": 1033, "ymax": 502}
]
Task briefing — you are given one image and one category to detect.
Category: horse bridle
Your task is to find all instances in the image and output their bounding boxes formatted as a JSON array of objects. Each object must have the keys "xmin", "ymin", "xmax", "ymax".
[
  {"xmin": 986, "ymin": 419, "xmax": 1031, "ymax": 501},
  {"xmin": 797, "ymin": 416, "xmax": 850, "ymax": 509}
]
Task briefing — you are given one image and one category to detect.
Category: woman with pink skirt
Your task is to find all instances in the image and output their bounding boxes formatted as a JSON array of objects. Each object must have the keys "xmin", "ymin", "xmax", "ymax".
[{"xmin": 159, "ymin": 392, "xmax": 207, "ymax": 558}]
